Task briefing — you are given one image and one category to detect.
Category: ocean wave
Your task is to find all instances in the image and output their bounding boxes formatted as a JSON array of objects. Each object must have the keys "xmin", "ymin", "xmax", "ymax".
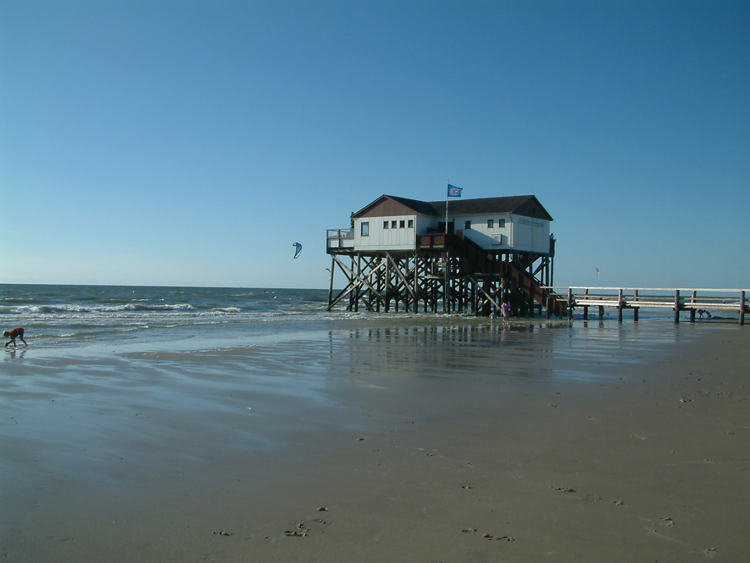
[
  {"xmin": 0, "ymin": 286, "xmax": 337, "ymax": 352},
  {"xmin": 4, "ymin": 302, "xmax": 199, "ymax": 315}
]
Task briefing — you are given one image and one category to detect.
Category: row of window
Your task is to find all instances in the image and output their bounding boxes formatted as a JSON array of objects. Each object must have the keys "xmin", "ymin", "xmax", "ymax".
[
  {"xmin": 360, "ymin": 220, "xmax": 414, "ymax": 236},
  {"xmin": 462, "ymin": 219, "xmax": 507, "ymax": 230},
  {"xmin": 487, "ymin": 219, "xmax": 506, "ymax": 228},
  {"xmin": 361, "ymin": 218, "xmax": 506, "ymax": 236},
  {"xmin": 384, "ymin": 219, "xmax": 414, "ymax": 229}
]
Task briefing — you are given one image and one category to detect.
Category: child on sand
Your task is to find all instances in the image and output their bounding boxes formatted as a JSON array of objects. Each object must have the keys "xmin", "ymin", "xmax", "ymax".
[{"xmin": 4, "ymin": 327, "xmax": 28, "ymax": 347}]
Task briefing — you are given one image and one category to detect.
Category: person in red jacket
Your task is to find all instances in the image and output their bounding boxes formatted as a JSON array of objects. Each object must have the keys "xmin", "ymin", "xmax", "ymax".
[{"xmin": 3, "ymin": 327, "xmax": 28, "ymax": 347}]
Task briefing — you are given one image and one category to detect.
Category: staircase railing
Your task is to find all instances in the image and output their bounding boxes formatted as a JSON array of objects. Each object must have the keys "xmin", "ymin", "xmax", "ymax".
[{"xmin": 456, "ymin": 237, "xmax": 568, "ymax": 318}]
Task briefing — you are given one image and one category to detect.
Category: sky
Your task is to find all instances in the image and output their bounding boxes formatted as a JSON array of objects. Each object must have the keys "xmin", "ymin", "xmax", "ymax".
[{"xmin": 1, "ymin": 0, "xmax": 748, "ymax": 290}]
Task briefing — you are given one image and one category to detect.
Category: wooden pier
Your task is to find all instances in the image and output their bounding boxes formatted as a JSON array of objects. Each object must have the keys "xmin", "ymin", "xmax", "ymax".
[
  {"xmin": 558, "ymin": 287, "xmax": 748, "ymax": 325},
  {"xmin": 326, "ymin": 230, "xmax": 747, "ymax": 325},
  {"xmin": 324, "ymin": 194, "xmax": 747, "ymax": 325}
]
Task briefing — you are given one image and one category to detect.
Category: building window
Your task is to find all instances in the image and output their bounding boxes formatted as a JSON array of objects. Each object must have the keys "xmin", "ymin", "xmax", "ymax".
[
  {"xmin": 408, "ymin": 219, "xmax": 414, "ymax": 228},
  {"xmin": 361, "ymin": 222, "xmax": 369, "ymax": 236},
  {"xmin": 465, "ymin": 220, "xmax": 471, "ymax": 230},
  {"xmin": 383, "ymin": 221, "xmax": 389, "ymax": 229},
  {"xmin": 399, "ymin": 220, "xmax": 405, "ymax": 228},
  {"xmin": 499, "ymin": 219, "xmax": 506, "ymax": 228},
  {"xmin": 391, "ymin": 220, "xmax": 397, "ymax": 228},
  {"xmin": 487, "ymin": 219, "xmax": 494, "ymax": 228}
]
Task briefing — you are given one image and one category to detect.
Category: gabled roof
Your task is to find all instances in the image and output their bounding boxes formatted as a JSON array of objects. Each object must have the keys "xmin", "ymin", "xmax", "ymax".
[
  {"xmin": 428, "ymin": 195, "xmax": 553, "ymax": 221},
  {"xmin": 352, "ymin": 195, "xmax": 440, "ymax": 218},
  {"xmin": 352, "ymin": 194, "xmax": 553, "ymax": 221}
]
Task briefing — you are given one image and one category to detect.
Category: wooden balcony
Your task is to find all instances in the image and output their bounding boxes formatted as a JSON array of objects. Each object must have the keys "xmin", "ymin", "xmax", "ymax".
[
  {"xmin": 416, "ymin": 233, "xmax": 455, "ymax": 250},
  {"xmin": 326, "ymin": 228, "xmax": 354, "ymax": 254}
]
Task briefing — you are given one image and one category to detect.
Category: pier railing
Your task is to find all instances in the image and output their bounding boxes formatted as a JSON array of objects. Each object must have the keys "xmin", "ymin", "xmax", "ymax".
[{"xmin": 550, "ymin": 287, "xmax": 748, "ymax": 325}]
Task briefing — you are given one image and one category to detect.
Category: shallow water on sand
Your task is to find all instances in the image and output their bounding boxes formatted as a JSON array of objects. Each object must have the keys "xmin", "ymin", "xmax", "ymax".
[
  {"xmin": 1, "ymin": 319, "xmax": 700, "ymax": 479},
  {"xmin": 2, "ymin": 311, "xmax": 742, "ymax": 563}
]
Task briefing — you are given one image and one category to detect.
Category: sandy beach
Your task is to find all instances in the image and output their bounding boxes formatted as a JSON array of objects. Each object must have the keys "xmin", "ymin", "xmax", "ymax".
[{"xmin": 1, "ymin": 320, "xmax": 748, "ymax": 562}]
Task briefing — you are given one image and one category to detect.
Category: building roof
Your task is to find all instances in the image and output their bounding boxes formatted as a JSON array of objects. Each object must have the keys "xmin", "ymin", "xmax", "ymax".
[
  {"xmin": 428, "ymin": 195, "xmax": 553, "ymax": 221},
  {"xmin": 352, "ymin": 195, "xmax": 441, "ymax": 219},
  {"xmin": 352, "ymin": 194, "xmax": 553, "ymax": 221}
]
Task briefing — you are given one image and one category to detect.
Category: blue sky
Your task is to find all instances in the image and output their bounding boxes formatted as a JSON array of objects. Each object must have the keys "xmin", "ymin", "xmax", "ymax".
[{"xmin": 1, "ymin": 0, "xmax": 748, "ymax": 289}]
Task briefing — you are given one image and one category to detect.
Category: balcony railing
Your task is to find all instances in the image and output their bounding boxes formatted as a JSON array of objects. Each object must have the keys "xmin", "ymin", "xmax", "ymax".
[
  {"xmin": 416, "ymin": 233, "xmax": 454, "ymax": 249},
  {"xmin": 327, "ymin": 228, "xmax": 354, "ymax": 252}
]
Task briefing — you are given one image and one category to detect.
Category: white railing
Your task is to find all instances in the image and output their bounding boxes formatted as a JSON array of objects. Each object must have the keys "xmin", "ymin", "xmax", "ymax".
[
  {"xmin": 327, "ymin": 228, "xmax": 354, "ymax": 251},
  {"xmin": 546, "ymin": 286, "xmax": 748, "ymax": 325}
]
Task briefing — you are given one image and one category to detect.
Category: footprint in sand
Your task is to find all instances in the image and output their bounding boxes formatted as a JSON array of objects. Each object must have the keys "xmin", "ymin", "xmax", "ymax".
[{"xmin": 551, "ymin": 486, "xmax": 575, "ymax": 493}]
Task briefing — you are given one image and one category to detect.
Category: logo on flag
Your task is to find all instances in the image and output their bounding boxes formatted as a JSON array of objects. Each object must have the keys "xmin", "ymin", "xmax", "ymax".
[{"xmin": 447, "ymin": 184, "xmax": 463, "ymax": 198}]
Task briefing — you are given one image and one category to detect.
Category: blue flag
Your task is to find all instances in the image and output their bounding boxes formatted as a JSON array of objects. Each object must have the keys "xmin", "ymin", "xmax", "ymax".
[{"xmin": 447, "ymin": 184, "xmax": 463, "ymax": 198}]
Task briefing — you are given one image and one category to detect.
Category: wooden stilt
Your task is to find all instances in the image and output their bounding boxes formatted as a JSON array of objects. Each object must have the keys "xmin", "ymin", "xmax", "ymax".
[
  {"xmin": 327, "ymin": 257, "xmax": 335, "ymax": 308},
  {"xmin": 583, "ymin": 288, "xmax": 589, "ymax": 320},
  {"xmin": 413, "ymin": 254, "xmax": 419, "ymax": 314},
  {"xmin": 740, "ymin": 291, "xmax": 745, "ymax": 326},
  {"xmin": 326, "ymin": 242, "xmax": 561, "ymax": 318},
  {"xmin": 689, "ymin": 291, "xmax": 697, "ymax": 323}
]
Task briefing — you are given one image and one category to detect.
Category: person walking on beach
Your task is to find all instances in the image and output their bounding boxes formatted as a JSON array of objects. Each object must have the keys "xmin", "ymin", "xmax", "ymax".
[
  {"xmin": 501, "ymin": 302, "xmax": 513, "ymax": 320},
  {"xmin": 4, "ymin": 327, "xmax": 28, "ymax": 347}
]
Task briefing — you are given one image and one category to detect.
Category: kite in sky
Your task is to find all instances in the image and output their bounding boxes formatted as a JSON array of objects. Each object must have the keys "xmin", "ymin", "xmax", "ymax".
[
  {"xmin": 595, "ymin": 268, "xmax": 600, "ymax": 276},
  {"xmin": 292, "ymin": 242, "xmax": 302, "ymax": 259}
]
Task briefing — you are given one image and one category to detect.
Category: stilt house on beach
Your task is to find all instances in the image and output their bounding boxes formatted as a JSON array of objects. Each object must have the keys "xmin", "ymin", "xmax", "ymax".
[{"xmin": 326, "ymin": 194, "xmax": 568, "ymax": 317}]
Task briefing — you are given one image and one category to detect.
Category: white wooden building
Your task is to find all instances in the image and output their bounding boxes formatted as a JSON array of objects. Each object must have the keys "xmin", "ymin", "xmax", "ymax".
[
  {"xmin": 331, "ymin": 194, "xmax": 554, "ymax": 256},
  {"xmin": 325, "ymin": 193, "xmax": 562, "ymax": 317}
]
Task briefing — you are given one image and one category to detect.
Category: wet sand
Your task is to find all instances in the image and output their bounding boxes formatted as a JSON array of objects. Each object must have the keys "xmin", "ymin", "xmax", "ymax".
[{"xmin": 1, "ymin": 321, "xmax": 748, "ymax": 562}]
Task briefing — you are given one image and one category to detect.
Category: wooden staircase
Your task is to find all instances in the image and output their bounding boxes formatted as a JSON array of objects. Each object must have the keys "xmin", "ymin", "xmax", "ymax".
[
  {"xmin": 499, "ymin": 261, "xmax": 568, "ymax": 318},
  {"xmin": 455, "ymin": 237, "xmax": 568, "ymax": 318}
]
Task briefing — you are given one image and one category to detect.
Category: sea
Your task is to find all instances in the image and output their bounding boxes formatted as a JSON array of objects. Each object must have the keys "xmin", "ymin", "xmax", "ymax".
[
  {"xmin": 0, "ymin": 284, "xmax": 341, "ymax": 354},
  {"xmin": 0, "ymin": 283, "xmax": 708, "ymax": 356}
]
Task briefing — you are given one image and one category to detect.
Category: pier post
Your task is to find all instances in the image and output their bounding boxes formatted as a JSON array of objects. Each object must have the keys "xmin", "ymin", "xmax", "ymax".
[
  {"xmin": 443, "ymin": 252, "xmax": 449, "ymax": 314},
  {"xmin": 689, "ymin": 291, "xmax": 697, "ymax": 323},
  {"xmin": 617, "ymin": 288, "xmax": 623, "ymax": 323},
  {"xmin": 583, "ymin": 288, "xmax": 589, "ymax": 320},
  {"xmin": 414, "ymin": 255, "xmax": 419, "ymax": 314},
  {"xmin": 327, "ymin": 257, "xmax": 335, "ymax": 309},
  {"xmin": 741, "ymin": 291, "xmax": 746, "ymax": 326},
  {"xmin": 674, "ymin": 290, "xmax": 680, "ymax": 323},
  {"xmin": 382, "ymin": 255, "xmax": 388, "ymax": 312}
]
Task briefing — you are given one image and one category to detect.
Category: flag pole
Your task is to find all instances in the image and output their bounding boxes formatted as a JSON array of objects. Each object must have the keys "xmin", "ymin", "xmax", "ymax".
[
  {"xmin": 444, "ymin": 182, "xmax": 449, "ymax": 313},
  {"xmin": 445, "ymin": 181, "xmax": 449, "ymax": 234},
  {"xmin": 444, "ymin": 182, "xmax": 462, "ymax": 313}
]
